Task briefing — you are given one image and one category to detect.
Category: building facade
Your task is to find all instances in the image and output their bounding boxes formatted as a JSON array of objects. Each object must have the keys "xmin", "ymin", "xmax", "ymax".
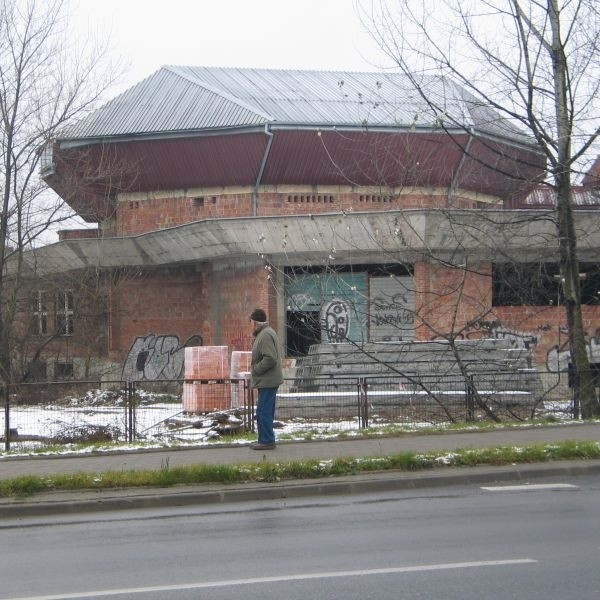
[{"xmin": 18, "ymin": 66, "xmax": 599, "ymax": 381}]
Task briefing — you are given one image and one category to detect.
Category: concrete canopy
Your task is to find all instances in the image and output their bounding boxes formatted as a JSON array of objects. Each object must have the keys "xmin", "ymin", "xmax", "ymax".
[{"xmin": 13, "ymin": 209, "xmax": 600, "ymax": 278}]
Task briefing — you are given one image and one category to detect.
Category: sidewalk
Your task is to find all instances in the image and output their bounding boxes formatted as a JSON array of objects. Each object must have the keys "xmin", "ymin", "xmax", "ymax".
[{"xmin": 1, "ymin": 422, "xmax": 599, "ymax": 517}]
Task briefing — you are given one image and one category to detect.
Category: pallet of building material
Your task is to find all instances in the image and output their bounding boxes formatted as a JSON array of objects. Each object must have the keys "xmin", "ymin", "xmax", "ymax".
[
  {"xmin": 184, "ymin": 346, "xmax": 230, "ymax": 379},
  {"xmin": 230, "ymin": 351, "xmax": 252, "ymax": 408},
  {"xmin": 291, "ymin": 339, "xmax": 543, "ymax": 410},
  {"xmin": 182, "ymin": 381, "xmax": 232, "ymax": 413}
]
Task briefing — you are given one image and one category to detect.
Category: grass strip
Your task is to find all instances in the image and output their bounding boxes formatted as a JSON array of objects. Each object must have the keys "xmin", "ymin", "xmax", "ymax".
[{"xmin": 1, "ymin": 440, "xmax": 599, "ymax": 499}]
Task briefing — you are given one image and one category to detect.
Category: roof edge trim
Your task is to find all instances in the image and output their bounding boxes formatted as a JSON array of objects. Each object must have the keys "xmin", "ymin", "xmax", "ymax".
[
  {"xmin": 57, "ymin": 122, "xmax": 542, "ymax": 155},
  {"xmin": 58, "ymin": 125, "xmax": 271, "ymax": 149}
]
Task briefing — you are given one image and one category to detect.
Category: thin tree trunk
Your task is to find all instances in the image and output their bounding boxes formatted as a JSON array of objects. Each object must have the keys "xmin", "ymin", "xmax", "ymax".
[{"xmin": 549, "ymin": 0, "xmax": 597, "ymax": 417}]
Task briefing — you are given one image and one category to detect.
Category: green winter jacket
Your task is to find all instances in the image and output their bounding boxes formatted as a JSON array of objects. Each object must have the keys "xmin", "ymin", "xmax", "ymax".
[{"xmin": 251, "ymin": 324, "xmax": 284, "ymax": 389}]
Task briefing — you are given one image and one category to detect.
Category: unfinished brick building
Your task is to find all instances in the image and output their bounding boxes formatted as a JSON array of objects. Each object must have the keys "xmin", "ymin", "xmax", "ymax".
[{"xmin": 28, "ymin": 66, "xmax": 600, "ymax": 381}]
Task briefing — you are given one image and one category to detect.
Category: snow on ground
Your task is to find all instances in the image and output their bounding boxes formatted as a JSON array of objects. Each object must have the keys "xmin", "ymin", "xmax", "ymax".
[
  {"xmin": 0, "ymin": 388, "xmax": 577, "ymax": 458},
  {"xmin": 1, "ymin": 387, "xmax": 375, "ymax": 456}
]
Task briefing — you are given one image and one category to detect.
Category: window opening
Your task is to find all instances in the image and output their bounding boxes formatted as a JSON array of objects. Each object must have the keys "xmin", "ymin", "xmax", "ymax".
[
  {"xmin": 55, "ymin": 362, "xmax": 74, "ymax": 380},
  {"xmin": 31, "ymin": 290, "xmax": 48, "ymax": 335},
  {"xmin": 56, "ymin": 290, "xmax": 74, "ymax": 336}
]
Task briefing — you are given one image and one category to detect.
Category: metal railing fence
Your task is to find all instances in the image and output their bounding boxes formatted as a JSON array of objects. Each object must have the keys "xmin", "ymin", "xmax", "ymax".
[
  {"xmin": 0, "ymin": 370, "xmax": 586, "ymax": 451},
  {"xmin": 2, "ymin": 380, "xmax": 129, "ymax": 451}
]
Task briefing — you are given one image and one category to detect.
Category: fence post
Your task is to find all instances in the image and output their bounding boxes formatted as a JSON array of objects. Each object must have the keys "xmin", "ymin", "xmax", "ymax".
[
  {"xmin": 358, "ymin": 377, "xmax": 369, "ymax": 429},
  {"xmin": 124, "ymin": 381, "xmax": 132, "ymax": 442},
  {"xmin": 124, "ymin": 382, "xmax": 128, "ymax": 442},
  {"xmin": 465, "ymin": 375, "xmax": 475, "ymax": 422},
  {"xmin": 246, "ymin": 381, "xmax": 255, "ymax": 433},
  {"xmin": 125, "ymin": 381, "xmax": 137, "ymax": 443},
  {"xmin": 2, "ymin": 384, "xmax": 9, "ymax": 452}
]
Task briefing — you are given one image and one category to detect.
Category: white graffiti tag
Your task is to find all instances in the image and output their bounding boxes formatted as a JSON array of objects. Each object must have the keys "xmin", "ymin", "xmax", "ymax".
[{"xmin": 288, "ymin": 293, "xmax": 313, "ymax": 311}]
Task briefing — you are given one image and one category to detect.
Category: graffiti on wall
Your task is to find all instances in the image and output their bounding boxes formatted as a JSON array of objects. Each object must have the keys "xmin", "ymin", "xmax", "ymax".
[
  {"xmin": 371, "ymin": 293, "xmax": 415, "ymax": 327},
  {"xmin": 370, "ymin": 292, "xmax": 415, "ymax": 341},
  {"xmin": 432, "ymin": 320, "xmax": 541, "ymax": 350},
  {"xmin": 466, "ymin": 320, "xmax": 541, "ymax": 349},
  {"xmin": 288, "ymin": 293, "xmax": 314, "ymax": 311},
  {"xmin": 321, "ymin": 299, "xmax": 350, "ymax": 343},
  {"xmin": 434, "ymin": 318, "xmax": 600, "ymax": 372},
  {"xmin": 546, "ymin": 328, "xmax": 600, "ymax": 372},
  {"xmin": 369, "ymin": 276, "xmax": 415, "ymax": 342},
  {"xmin": 122, "ymin": 333, "xmax": 203, "ymax": 381}
]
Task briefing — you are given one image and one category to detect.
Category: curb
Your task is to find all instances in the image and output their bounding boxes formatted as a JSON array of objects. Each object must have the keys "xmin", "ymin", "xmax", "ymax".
[{"xmin": 2, "ymin": 459, "xmax": 600, "ymax": 518}]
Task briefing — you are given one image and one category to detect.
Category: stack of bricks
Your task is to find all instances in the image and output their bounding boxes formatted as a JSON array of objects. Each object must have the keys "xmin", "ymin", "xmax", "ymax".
[
  {"xmin": 230, "ymin": 351, "xmax": 252, "ymax": 408},
  {"xmin": 183, "ymin": 346, "xmax": 231, "ymax": 413}
]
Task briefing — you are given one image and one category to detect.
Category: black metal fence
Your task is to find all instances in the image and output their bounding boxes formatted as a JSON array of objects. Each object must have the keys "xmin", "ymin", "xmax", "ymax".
[{"xmin": 0, "ymin": 371, "xmax": 584, "ymax": 451}]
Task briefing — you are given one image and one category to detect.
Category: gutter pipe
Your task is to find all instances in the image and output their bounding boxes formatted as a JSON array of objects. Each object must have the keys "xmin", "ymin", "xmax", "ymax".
[
  {"xmin": 253, "ymin": 124, "xmax": 274, "ymax": 216},
  {"xmin": 448, "ymin": 128, "xmax": 474, "ymax": 206}
]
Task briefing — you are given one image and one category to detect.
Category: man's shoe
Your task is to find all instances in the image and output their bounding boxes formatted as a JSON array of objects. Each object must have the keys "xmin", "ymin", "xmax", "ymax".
[{"xmin": 250, "ymin": 442, "xmax": 276, "ymax": 450}]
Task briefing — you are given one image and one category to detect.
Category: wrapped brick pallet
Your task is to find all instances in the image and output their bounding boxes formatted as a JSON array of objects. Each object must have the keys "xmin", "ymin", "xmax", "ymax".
[
  {"xmin": 230, "ymin": 351, "xmax": 252, "ymax": 408},
  {"xmin": 183, "ymin": 346, "xmax": 230, "ymax": 413}
]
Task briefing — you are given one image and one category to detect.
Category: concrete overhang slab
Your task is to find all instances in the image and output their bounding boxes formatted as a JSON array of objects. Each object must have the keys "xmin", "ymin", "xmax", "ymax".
[{"xmin": 9, "ymin": 209, "xmax": 600, "ymax": 278}]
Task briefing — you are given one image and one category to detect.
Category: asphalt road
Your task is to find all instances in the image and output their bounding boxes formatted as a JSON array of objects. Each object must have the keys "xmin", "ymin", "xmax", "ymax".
[{"xmin": 1, "ymin": 472, "xmax": 599, "ymax": 599}]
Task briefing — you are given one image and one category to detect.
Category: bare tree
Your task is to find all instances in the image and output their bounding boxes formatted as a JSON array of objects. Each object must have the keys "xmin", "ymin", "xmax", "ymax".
[
  {"xmin": 0, "ymin": 0, "xmax": 118, "ymax": 383},
  {"xmin": 358, "ymin": 0, "xmax": 600, "ymax": 417}
]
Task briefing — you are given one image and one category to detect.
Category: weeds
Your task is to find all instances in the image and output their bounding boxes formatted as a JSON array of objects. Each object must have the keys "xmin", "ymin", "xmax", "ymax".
[{"xmin": 1, "ymin": 440, "xmax": 599, "ymax": 499}]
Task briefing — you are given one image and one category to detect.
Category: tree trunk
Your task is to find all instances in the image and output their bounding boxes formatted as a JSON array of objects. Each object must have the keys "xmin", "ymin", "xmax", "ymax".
[{"xmin": 549, "ymin": 0, "xmax": 598, "ymax": 417}]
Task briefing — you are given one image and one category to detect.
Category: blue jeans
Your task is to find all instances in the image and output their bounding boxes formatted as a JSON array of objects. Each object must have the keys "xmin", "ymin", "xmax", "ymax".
[{"xmin": 256, "ymin": 387, "xmax": 277, "ymax": 444}]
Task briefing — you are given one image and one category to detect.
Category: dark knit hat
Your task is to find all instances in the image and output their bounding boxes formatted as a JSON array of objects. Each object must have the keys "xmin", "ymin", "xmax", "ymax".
[{"xmin": 250, "ymin": 308, "xmax": 267, "ymax": 323}]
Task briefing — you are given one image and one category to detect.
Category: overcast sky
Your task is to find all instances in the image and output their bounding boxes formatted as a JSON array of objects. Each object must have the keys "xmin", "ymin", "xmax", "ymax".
[{"xmin": 72, "ymin": 0, "xmax": 390, "ymax": 97}]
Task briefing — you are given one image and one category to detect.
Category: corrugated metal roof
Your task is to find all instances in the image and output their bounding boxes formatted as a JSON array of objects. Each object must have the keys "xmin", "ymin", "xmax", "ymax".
[
  {"xmin": 523, "ymin": 186, "xmax": 600, "ymax": 206},
  {"xmin": 62, "ymin": 66, "xmax": 536, "ymax": 147},
  {"xmin": 65, "ymin": 68, "xmax": 268, "ymax": 139}
]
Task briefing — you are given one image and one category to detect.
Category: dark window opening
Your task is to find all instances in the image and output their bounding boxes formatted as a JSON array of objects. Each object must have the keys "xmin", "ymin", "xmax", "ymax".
[
  {"xmin": 493, "ymin": 263, "xmax": 600, "ymax": 306},
  {"xmin": 55, "ymin": 362, "xmax": 74, "ymax": 380},
  {"xmin": 56, "ymin": 290, "xmax": 75, "ymax": 336},
  {"xmin": 24, "ymin": 360, "xmax": 47, "ymax": 382},
  {"xmin": 30, "ymin": 290, "xmax": 48, "ymax": 335},
  {"xmin": 286, "ymin": 311, "xmax": 321, "ymax": 357}
]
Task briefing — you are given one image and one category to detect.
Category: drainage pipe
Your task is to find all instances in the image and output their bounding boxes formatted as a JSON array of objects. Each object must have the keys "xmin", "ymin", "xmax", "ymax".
[{"xmin": 252, "ymin": 125, "xmax": 274, "ymax": 216}]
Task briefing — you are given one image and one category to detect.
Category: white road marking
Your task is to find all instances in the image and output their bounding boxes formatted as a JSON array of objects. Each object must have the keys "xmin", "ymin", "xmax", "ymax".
[
  {"xmin": 4, "ymin": 559, "xmax": 537, "ymax": 600},
  {"xmin": 481, "ymin": 483, "xmax": 579, "ymax": 492}
]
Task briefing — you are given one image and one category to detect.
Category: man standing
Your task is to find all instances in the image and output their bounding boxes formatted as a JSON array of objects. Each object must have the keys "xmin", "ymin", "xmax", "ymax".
[{"xmin": 249, "ymin": 308, "xmax": 283, "ymax": 450}]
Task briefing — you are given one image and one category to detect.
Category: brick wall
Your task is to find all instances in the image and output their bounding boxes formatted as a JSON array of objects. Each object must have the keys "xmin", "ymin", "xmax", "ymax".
[
  {"xmin": 116, "ymin": 194, "xmax": 254, "ymax": 236},
  {"xmin": 259, "ymin": 190, "xmax": 479, "ymax": 217},
  {"xmin": 493, "ymin": 305, "xmax": 600, "ymax": 370},
  {"xmin": 414, "ymin": 261, "xmax": 492, "ymax": 340},
  {"xmin": 205, "ymin": 262, "xmax": 276, "ymax": 352},
  {"xmin": 111, "ymin": 268, "xmax": 207, "ymax": 356},
  {"xmin": 11, "ymin": 275, "xmax": 109, "ymax": 378},
  {"xmin": 116, "ymin": 187, "xmax": 490, "ymax": 236},
  {"xmin": 412, "ymin": 261, "xmax": 600, "ymax": 370},
  {"xmin": 57, "ymin": 228, "xmax": 100, "ymax": 241},
  {"xmin": 59, "ymin": 184, "xmax": 600, "ymax": 374},
  {"xmin": 107, "ymin": 262, "xmax": 274, "ymax": 360}
]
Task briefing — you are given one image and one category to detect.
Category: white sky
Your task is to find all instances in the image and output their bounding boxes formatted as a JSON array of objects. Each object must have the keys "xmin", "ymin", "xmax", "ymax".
[{"xmin": 71, "ymin": 0, "xmax": 391, "ymax": 98}]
